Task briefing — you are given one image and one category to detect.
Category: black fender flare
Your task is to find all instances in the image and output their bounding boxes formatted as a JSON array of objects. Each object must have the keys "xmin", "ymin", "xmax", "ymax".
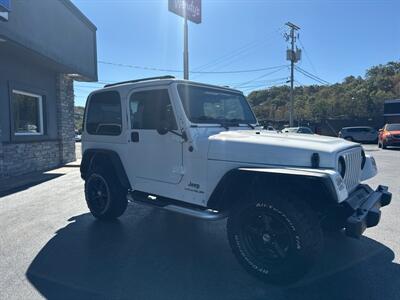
[
  {"xmin": 80, "ymin": 149, "xmax": 131, "ymax": 190},
  {"xmin": 207, "ymin": 167, "xmax": 338, "ymax": 212}
]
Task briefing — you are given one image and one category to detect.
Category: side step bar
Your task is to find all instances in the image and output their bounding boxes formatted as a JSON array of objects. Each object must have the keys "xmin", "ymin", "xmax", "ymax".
[{"xmin": 127, "ymin": 192, "xmax": 228, "ymax": 221}]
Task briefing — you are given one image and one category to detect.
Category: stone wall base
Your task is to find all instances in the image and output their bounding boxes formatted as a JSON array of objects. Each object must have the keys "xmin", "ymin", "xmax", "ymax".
[{"xmin": 0, "ymin": 141, "xmax": 62, "ymax": 179}]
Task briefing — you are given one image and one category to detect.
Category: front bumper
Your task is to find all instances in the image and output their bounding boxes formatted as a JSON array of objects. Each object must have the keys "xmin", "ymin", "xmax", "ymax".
[
  {"xmin": 343, "ymin": 185, "xmax": 392, "ymax": 238},
  {"xmin": 385, "ymin": 140, "xmax": 400, "ymax": 146}
]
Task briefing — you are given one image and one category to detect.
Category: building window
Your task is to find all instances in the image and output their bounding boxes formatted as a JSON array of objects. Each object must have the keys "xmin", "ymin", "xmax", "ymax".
[{"xmin": 12, "ymin": 90, "xmax": 44, "ymax": 135}]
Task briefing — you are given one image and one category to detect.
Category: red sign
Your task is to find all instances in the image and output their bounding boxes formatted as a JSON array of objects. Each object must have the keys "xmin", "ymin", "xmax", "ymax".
[{"xmin": 168, "ymin": 0, "xmax": 201, "ymax": 24}]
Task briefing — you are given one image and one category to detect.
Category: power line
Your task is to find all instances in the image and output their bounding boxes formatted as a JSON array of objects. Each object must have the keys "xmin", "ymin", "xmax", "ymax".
[
  {"xmin": 241, "ymin": 81, "xmax": 288, "ymax": 93},
  {"xmin": 193, "ymin": 32, "xmax": 283, "ymax": 76},
  {"xmin": 295, "ymin": 67, "xmax": 326, "ymax": 84},
  {"xmin": 295, "ymin": 66, "xmax": 330, "ymax": 85},
  {"xmin": 98, "ymin": 61, "xmax": 182, "ymax": 73},
  {"xmin": 191, "ymin": 26, "xmax": 285, "ymax": 73},
  {"xmin": 294, "ymin": 79, "xmax": 304, "ymax": 86},
  {"xmin": 204, "ymin": 42, "xmax": 273, "ymax": 75},
  {"xmin": 233, "ymin": 65, "xmax": 288, "ymax": 88},
  {"xmin": 238, "ymin": 77, "xmax": 289, "ymax": 89},
  {"xmin": 98, "ymin": 60, "xmax": 287, "ymax": 75},
  {"xmin": 230, "ymin": 77, "xmax": 288, "ymax": 86},
  {"xmin": 192, "ymin": 41, "xmax": 261, "ymax": 73},
  {"xmin": 297, "ymin": 37, "xmax": 318, "ymax": 76}
]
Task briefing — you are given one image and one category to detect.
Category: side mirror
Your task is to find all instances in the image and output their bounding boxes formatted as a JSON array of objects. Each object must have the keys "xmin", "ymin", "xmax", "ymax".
[{"xmin": 157, "ymin": 122, "xmax": 170, "ymax": 135}]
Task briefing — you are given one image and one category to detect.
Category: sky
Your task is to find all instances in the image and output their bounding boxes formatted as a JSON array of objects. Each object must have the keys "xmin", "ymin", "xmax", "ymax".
[{"xmin": 71, "ymin": 0, "xmax": 400, "ymax": 106}]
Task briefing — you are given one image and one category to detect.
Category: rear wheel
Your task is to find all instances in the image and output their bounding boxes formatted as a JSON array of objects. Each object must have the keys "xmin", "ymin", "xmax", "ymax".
[
  {"xmin": 85, "ymin": 166, "xmax": 128, "ymax": 221},
  {"xmin": 227, "ymin": 193, "xmax": 323, "ymax": 285}
]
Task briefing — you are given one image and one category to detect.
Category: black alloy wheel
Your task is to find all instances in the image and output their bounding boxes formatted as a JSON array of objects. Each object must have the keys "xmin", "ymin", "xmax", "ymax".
[
  {"xmin": 227, "ymin": 194, "xmax": 323, "ymax": 285},
  {"xmin": 239, "ymin": 210, "xmax": 293, "ymax": 265},
  {"xmin": 86, "ymin": 174, "xmax": 110, "ymax": 215},
  {"xmin": 84, "ymin": 166, "xmax": 128, "ymax": 221}
]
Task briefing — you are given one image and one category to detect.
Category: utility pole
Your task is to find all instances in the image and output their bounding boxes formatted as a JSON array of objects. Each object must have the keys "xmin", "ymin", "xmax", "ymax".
[
  {"xmin": 285, "ymin": 22, "xmax": 300, "ymax": 127},
  {"xmin": 183, "ymin": 15, "xmax": 189, "ymax": 80}
]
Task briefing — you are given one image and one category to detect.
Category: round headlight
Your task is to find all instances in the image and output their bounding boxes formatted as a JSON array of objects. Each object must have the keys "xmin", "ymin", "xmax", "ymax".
[{"xmin": 338, "ymin": 156, "xmax": 346, "ymax": 178}]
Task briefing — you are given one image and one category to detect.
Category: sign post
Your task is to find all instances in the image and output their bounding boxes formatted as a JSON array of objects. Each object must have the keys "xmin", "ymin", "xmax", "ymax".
[
  {"xmin": 168, "ymin": 0, "xmax": 202, "ymax": 80},
  {"xmin": 184, "ymin": 16, "xmax": 189, "ymax": 79}
]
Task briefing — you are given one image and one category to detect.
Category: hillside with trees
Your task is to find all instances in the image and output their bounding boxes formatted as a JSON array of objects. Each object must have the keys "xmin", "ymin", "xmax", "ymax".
[{"xmin": 247, "ymin": 61, "xmax": 400, "ymax": 123}]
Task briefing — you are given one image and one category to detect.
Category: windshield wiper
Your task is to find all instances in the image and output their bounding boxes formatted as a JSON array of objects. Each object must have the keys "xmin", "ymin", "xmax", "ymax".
[
  {"xmin": 193, "ymin": 116, "xmax": 231, "ymax": 130},
  {"xmin": 246, "ymin": 123, "xmax": 255, "ymax": 129},
  {"xmin": 226, "ymin": 119, "xmax": 255, "ymax": 129},
  {"xmin": 193, "ymin": 116, "xmax": 256, "ymax": 130}
]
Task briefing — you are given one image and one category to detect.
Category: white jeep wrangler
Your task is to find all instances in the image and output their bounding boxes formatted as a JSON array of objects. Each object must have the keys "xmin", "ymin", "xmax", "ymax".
[{"xmin": 81, "ymin": 76, "xmax": 391, "ymax": 284}]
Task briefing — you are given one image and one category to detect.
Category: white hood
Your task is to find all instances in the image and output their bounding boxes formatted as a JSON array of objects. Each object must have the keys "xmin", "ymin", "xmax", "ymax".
[{"xmin": 208, "ymin": 130, "xmax": 359, "ymax": 168}]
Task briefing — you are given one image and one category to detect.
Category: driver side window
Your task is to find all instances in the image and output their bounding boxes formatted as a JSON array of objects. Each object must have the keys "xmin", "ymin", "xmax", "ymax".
[{"xmin": 130, "ymin": 89, "xmax": 177, "ymax": 130}]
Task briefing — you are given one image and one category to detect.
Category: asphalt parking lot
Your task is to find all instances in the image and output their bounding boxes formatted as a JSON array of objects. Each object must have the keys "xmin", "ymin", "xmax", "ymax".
[{"xmin": 0, "ymin": 145, "xmax": 399, "ymax": 300}]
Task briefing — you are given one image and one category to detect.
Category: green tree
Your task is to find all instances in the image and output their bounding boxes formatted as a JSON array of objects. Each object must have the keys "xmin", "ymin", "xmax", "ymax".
[{"xmin": 247, "ymin": 61, "xmax": 400, "ymax": 122}]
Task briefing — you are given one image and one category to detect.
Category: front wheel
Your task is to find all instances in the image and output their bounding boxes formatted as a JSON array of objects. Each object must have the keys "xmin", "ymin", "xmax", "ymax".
[
  {"xmin": 85, "ymin": 166, "xmax": 128, "ymax": 221},
  {"xmin": 227, "ymin": 194, "xmax": 323, "ymax": 285}
]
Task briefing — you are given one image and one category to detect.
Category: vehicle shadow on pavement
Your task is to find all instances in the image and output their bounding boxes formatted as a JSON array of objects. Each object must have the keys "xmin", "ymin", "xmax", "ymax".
[
  {"xmin": 26, "ymin": 205, "xmax": 400, "ymax": 300},
  {"xmin": 0, "ymin": 173, "xmax": 64, "ymax": 198}
]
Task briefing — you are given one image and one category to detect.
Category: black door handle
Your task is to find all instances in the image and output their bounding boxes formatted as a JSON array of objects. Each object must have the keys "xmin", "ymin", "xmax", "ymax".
[{"xmin": 131, "ymin": 131, "xmax": 139, "ymax": 142}]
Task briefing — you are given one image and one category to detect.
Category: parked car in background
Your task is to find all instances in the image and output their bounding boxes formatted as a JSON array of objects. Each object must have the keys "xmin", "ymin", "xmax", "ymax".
[
  {"xmin": 282, "ymin": 127, "xmax": 314, "ymax": 134},
  {"xmin": 338, "ymin": 126, "xmax": 378, "ymax": 143},
  {"xmin": 378, "ymin": 123, "xmax": 400, "ymax": 149}
]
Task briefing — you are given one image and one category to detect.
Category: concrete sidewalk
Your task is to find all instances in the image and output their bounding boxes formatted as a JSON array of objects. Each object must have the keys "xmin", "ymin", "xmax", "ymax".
[{"xmin": 0, "ymin": 160, "xmax": 81, "ymax": 197}]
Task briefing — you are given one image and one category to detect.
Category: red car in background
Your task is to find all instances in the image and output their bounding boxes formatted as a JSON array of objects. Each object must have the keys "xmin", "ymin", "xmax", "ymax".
[{"xmin": 378, "ymin": 123, "xmax": 400, "ymax": 149}]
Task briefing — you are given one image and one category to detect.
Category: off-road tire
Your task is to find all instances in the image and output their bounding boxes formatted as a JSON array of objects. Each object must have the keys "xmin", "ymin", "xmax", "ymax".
[
  {"xmin": 84, "ymin": 165, "xmax": 128, "ymax": 221},
  {"xmin": 227, "ymin": 192, "xmax": 323, "ymax": 285}
]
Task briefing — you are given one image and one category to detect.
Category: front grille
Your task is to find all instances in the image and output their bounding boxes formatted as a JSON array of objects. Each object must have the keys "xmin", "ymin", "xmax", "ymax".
[{"xmin": 340, "ymin": 147, "xmax": 362, "ymax": 192}]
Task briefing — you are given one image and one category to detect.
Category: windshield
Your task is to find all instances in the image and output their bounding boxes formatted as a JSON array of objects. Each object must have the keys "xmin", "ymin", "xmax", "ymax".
[
  {"xmin": 387, "ymin": 124, "xmax": 400, "ymax": 131},
  {"xmin": 298, "ymin": 127, "xmax": 313, "ymax": 134},
  {"xmin": 177, "ymin": 84, "xmax": 257, "ymax": 125},
  {"xmin": 285, "ymin": 128, "xmax": 298, "ymax": 132}
]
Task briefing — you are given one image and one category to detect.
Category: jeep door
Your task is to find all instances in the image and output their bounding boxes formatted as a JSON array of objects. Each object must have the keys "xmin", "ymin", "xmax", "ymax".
[{"xmin": 127, "ymin": 88, "xmax": 184, "ymax": 185}]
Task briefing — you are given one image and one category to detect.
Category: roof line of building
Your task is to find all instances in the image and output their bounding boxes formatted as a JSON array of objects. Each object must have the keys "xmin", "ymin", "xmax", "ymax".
[{"xmin": 61, "ymin": 0, "xmax": 97, "ymax": 31}]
